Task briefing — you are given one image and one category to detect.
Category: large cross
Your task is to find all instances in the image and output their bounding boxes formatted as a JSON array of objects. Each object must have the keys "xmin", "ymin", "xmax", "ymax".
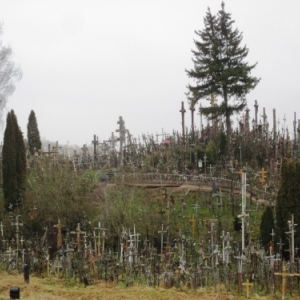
[
  {"xmin": 158, "ymin": 224, "xmax": 167, "ymax": 261},
  {"xmin": 53, "ymin": 219, "xmax": 63, "ymax": 249},
  {"xmin": 179, "ymin": 102, "xmax": 186, "ymax": 145},
  {"xmin": 274, "ymin": 263, "xmax": 300, "ymax": 300}
]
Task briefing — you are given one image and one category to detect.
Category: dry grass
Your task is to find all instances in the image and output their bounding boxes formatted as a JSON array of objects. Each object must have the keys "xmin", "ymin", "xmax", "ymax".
[{"xmin": 0, "ymin": 271, "xmax": 282, "ymax": 300}]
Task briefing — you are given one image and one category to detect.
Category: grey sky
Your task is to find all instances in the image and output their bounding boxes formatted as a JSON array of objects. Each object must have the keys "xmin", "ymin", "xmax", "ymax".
[{"xmin": 0, "ymin": 0, "xmax": 299, "ymax": 147}]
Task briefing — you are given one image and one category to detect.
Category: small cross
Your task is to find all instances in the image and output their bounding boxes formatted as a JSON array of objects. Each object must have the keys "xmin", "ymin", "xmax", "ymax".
[{"xmin": 242, "ymin": 279, "xmax": 253, "ymax": 298}]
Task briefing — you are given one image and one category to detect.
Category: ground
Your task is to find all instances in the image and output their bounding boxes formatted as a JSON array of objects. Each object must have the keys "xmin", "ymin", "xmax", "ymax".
[{"xmin": 0, "ymin": 271, "xmax": 276, "ymax": 300}]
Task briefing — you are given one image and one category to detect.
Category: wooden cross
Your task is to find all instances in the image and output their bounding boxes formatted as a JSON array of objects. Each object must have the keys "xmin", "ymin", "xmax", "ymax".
[
  {"xmin": 179, "ymin": 102, "xmax": 186, "ymax": 144},
  {"xmin": 158, "ymin": 224, "xmax": 167, "ymax": 261},
  {"xmin": 259, "ymin": 168, "xmax": 267, "ymax": 185},
  {"xmin": 53, "ymin": 219, "xmax": 63, "ymax": 249},
  {"xmin": 274, "ymin": 263, "xmax": 300, "ymax": 300},
  {"xmin": 242, "ymin": 279, "xmax": 253, "ymax": 298},
  {"xmin": 70, "ymin": 223, "xmax": 83, "ymax": 252}
]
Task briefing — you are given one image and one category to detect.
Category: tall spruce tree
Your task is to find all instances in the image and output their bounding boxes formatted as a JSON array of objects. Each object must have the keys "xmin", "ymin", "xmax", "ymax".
[
  {"xmin": 186, "ymin": 2, "xmax": 260, "ymax": 136},
  {"xmin": 2, "ymin": 110, "xmax": 26, "ymax": 210},
  {"xmin": 276, "ymin": 159, "xmax": 300, "ymax": 249},
  {"xmin": 27, "ymin": 110, "xmax": 41, "ymax": 155},
  {"xmin": 260, "ymin": 206, "xmax": 274, "ymax": 251}
]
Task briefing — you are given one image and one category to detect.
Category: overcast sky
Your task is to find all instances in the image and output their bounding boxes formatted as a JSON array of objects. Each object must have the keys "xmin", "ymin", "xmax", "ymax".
[{"xmin": 0, "ymin": 0, "xmax": 299, "ymax": 147}]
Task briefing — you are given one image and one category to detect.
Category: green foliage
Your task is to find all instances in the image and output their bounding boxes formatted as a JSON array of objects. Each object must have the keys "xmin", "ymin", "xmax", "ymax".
[
  {"xmin": 216, "ymin": 132, "xmax": 227, "ymax": 157},
  {"xmin": 27, "ymin": 110, "xmax": 42, "ymax": 155},
  {"xmin": 233, "ymin": 216, "xmax": 242, "ymax": 232},
  {"xmin": 276, "ymin": 159, "xmax": 300, "ymax": 247},
  {"xmin": 186, "ymin": 4, "xmax": 260, "ymax": 136},
  {"xmin": 24, "ymin": 162, "xmax": 98, "ymax": 236},
  {"xmin": 205, "ymin": 140, "xmax": 217, "ymax": 164},
  {"xmin": 2, "ymin": 110, "xmax": 26, "ymax": 211},
  {"xmin": 260, "ymin": 206, "xmax": 274, "ymax": 250}
]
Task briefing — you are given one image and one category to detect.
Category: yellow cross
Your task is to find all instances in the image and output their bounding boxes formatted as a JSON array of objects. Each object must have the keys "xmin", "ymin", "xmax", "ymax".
[
  {"xmin": 274, "ymin": 264, "xmax": 300, "ymax": 299},
  {"xmin": 258, "ymin": 168, "xmax": 267, "ymax": 185},
  {"xmin": 242, "ymin": 279, "xmax": 253, "ymax": 298}
]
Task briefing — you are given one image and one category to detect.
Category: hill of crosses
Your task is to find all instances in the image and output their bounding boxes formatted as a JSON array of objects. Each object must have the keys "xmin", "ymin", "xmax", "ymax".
[
  {"xmin": 1, "ymin": 99, "xmax": 300, "ymax": 299},
  {"xmin": 1, "ymin": 5, "xmax": 300, "ymax": 300}
]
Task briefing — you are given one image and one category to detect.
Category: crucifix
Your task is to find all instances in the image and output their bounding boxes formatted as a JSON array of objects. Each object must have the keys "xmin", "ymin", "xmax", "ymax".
[
  {"xmin": 10, "ymin": 215, "xmax": 23, "ymax": 254},
  {"xmin": 242, "ymin": 279, "xmax": 253, "ymax": 298},
  {"xmin": 274, "ymin": 263, "xmax": 300, "ymax": 300},
  {"xmin": 237, "ymin": 169, "xmax": 248, "ymax": 251},
  {"xmin": 254, "ymin": 100, "xmax": 258, "ymax": 125},
  {"xmin": 235, "ymin": 253, "xmax": 247, "ymax": 294},
  {"xmin": 92, "ymin": 134, "xmax": 99, "ymax": 164},
  {"xmin": 116, "ymin": 116, "xmax": 125, "ymax": 168},
  {"xmin": 70, "ymin": 223, "xmax": 82, "ymax": 252},
  {"xmin": 179, "ymin": 101, "xmax": 186, "ymax": 145},
  {"xmin": 190, "ymin": 102, "xmax": 195, "ymax": 142},
  {"xmin": 158, "ymin": 224, "xmax": 167, "ymax": 261},
  {"xmin": 259, "ymin": 168, "xmax": 267, "ymax": 185},
  {"xmin": 285, "ymin": 214, "xmax": 296, "ymax": 264},
  {"xmin": 53, "ymin": 219, "xmax": 63, "ymax": 249}
]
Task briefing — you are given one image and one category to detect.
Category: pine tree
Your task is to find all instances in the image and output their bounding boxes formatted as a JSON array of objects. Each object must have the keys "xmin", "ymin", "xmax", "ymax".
[
  {"xmin": 2, "ymin": 110, "xmax": 26, "ymax": 210},
  {"xmin": 275, "ymin": 159, "xmax": 300, "ymax": 248},
  {"xmin": 186, "ymin": 2, "xmax": 260, "ymax": 136},
  {"xmin": 260, "ymin": 206, "xmax": 274, "ymax": 251},
  {"xmin": 27, "ymin": 110, "xmax": 41, "ymax": 155}
]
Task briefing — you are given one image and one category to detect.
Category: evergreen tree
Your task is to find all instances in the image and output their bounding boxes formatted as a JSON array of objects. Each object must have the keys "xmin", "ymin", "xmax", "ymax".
[
  {"xmin": 27, "ymin": 110, "xmax": 41, "ymax": 155},
  {"xmin": 276, "ymin": 159, "xmax": 300, "ymax": 248},
  {"xmin": 260, "ymin": 206, "xmax": 274, "ymax": 251},
  {"xmin": 2, "ymin": 110, "xmax": 26, "ymax": 210},
  {"xmin": 186, "ymin": 2, "xmax": 260, "ymax": 136},
  {"xmin": 14, "ymin": 114, "xmax": 27, "ymax": 201},
  {"xmin": 2, "ymin": 111, "xmax": 17, "ymax": 210}
]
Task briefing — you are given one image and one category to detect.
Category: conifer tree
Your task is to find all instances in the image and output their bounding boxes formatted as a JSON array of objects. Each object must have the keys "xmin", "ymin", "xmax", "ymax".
[
  {"xmin": 260, "ymin": 206, "xmax": 274, "ymax": 251},
  {"xmin": 276, "ymin": 159, "xmax": 300, "ymax": 248},
  {"xmin": 186, "ymin": 2, "xmax": 260, "ymax": 136},
  {"xmin": 2, "ymin": 110, "xmax": 26, "ymax": 210},
  {"xmin": 27, "ymin": 110, "xmax": 41, "ymax": 155}
]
